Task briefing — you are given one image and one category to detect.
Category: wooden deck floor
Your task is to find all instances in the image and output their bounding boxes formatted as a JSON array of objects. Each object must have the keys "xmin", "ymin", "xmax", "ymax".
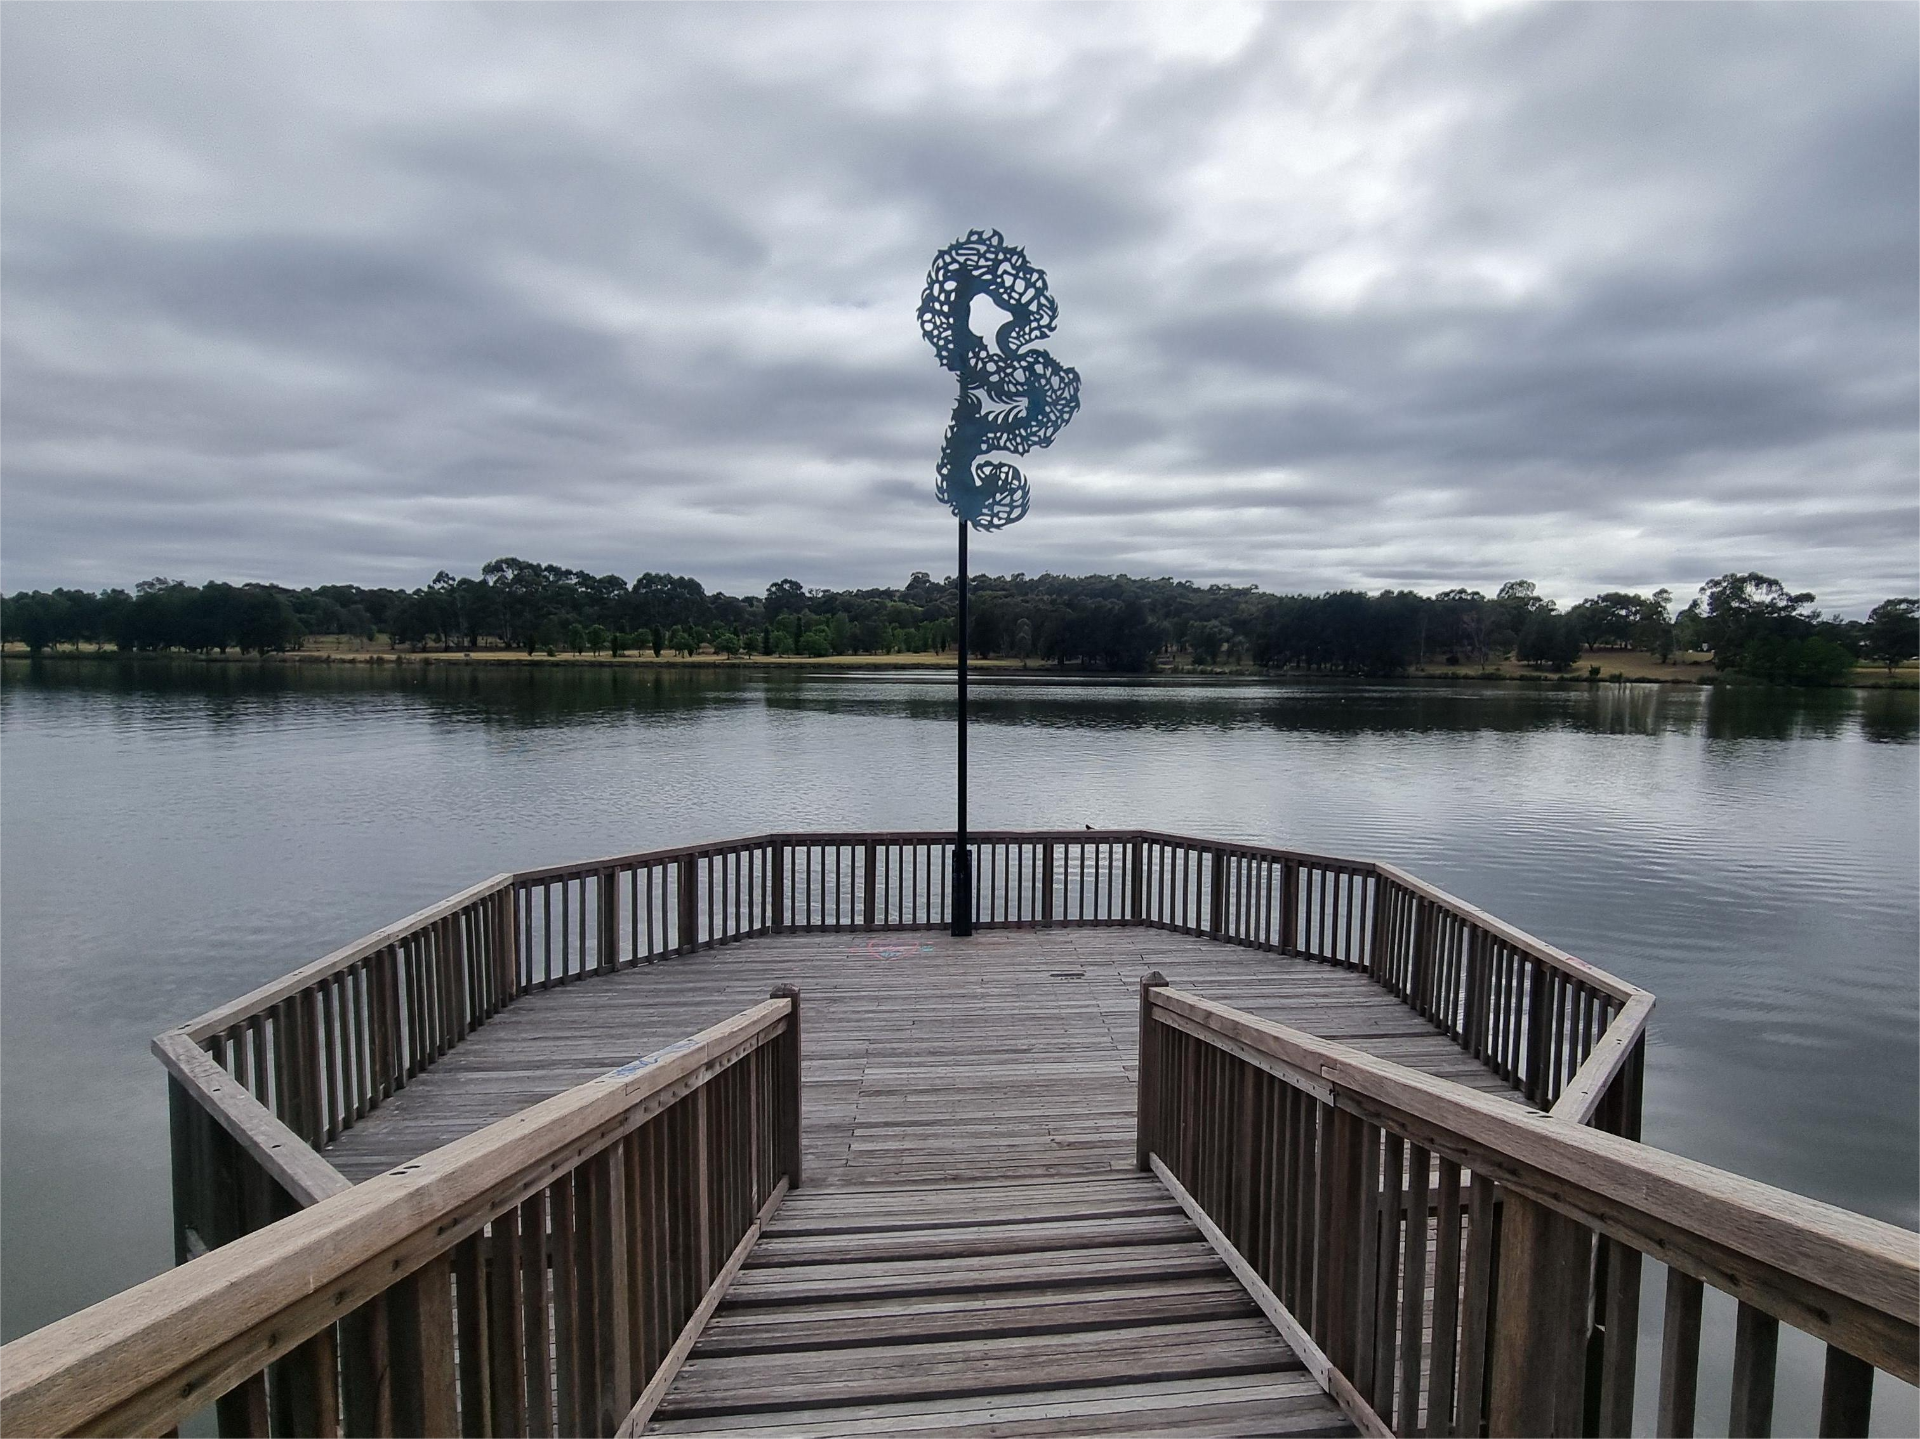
[
  {"xmin": 646, "ymin": 1172, "xmax": 1354, "ymax": 1437},
  {"xmin": 324, "ymin": 927, "xmax": 1519, "ymax": 1185}
]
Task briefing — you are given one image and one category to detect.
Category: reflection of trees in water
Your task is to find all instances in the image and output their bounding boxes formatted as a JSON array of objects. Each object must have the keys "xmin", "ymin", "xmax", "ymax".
[
  {"xmin": 0, "ymin": 657, "xmax": 760, "ymax": 732},
  {"xmin": 1702, "ymin": 684, "xmax": 1857, "ymax": 742},
  {"xmin": 1858, "ymin": 689, "xmax": 1920, "ymax": 745},
  {"xmin": 5, "ymin": 661, "xmax": 1913, "ymax": 744}
]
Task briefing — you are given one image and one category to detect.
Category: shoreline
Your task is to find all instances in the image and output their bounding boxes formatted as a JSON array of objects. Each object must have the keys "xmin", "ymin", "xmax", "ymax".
[{"xmin": 6, "ymin": 645, "xmax": 1915, "ymax": 689}]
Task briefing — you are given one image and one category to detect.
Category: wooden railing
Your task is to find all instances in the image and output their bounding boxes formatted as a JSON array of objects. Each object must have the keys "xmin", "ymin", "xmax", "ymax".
[
  {"xmin": 154, "ymin": 830, "xmax": 1648, "ymax": 1268},
  {"xmin": 1137, "ymin": 979, "xmax": 1918, "ymax": 1438},
  {"xmin": 2, "ymin": 993, "xmax": 803, "ymax": 1439}
]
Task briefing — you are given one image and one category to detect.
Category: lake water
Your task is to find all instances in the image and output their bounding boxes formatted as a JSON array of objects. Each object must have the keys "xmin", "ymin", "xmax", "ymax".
[{"xmin": 3, "ymin": 661, "xmax": 1915, "ymax": 1412}]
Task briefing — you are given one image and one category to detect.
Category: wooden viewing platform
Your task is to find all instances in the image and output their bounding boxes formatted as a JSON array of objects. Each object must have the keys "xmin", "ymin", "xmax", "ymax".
[{"xmin": 0, "ymin": 830, "xmax": 1913, "ymax": 1438}]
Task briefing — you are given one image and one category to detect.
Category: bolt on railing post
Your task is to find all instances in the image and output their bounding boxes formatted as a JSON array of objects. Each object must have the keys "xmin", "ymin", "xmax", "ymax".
[
  {"xmin": 770, "ymin": 985, "xmax": 803, "ymax": 1189},
  {"xmin": 1136, "ymin": 971, "xmax": 1168, "ymax": 1171}
]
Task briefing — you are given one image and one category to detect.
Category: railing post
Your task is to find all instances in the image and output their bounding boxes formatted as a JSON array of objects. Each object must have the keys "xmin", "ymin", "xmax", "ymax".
[
  {"xmin": 678, "ymin": 857, "xmax": 699, "ymax": 955},
  {"xmin": 1135, "ymin": 971, "xmax": 1168, "ymax": 1171},
  {"xmin": 598, "ymin": 868, "xmax": 618, "ymax": 973},
  {"xmin": 863, "ymin": 841, "xmax": 877, "ymax": 929},
  {"xmin": 1280, "ymin": 858, "xmax": 1299, "ymax": 954},
  {"xmin": 770, "ymin": 840, "xmax": 786, "ymax": 934},
  {"xmin": 1365, "ymin": 875, "xmax": 1393, "ymax": 983},
  {"xmin": 1524, "ymin": 960, "xmax": 1550, "ymax": 1104},
  {"xmin": 166, "ymin": 1077, "xmax": 195, "ymax": 1266},
  {"xmin": 1489, "ymin": 1189, "xmax": 1594, "ymax": 1437},
  {"xmin": 1208, "ymin": 849, "xmax": 1228, "ymax": 937},
  {"xmin": 770, "ymin": 985, "xmax": 802, "ymax": 1190},
  {"xmin": 1041, "ymin": 843, "xmax": 1056, "ymax": 927},
  {"xmin": 1129, "ymin": 838, "xmax": 1144, "ymax": 923}
]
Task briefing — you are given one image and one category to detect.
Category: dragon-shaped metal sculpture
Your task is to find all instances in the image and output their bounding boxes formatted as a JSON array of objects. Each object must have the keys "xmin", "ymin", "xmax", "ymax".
[{"xmin": 918, "ymin": 230, "xmax": 1081, "ymax": 530}]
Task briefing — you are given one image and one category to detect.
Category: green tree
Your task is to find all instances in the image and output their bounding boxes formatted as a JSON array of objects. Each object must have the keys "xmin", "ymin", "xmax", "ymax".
[
  {"xmin": 585, "ymin": 623, "xmax": 610, "ymax": 654},
  {"xmin": 1864, "ymin": 598, "xmax": 1919, "ymax": 671},
  {"xmin": 1188, "ymin": 619, "xmax": 1231, "ymax": 665},
  {"xmin": 566, "ymin": 622, "xmax": 588, "ymax": 655},
  {"xmin": 1697, "ymin": 573, "xmax": 1815, "ymax": 670},
  {"xmin": 1517, "ymin": 612, "xmax": 1580, "ymax": 672},
  {"xmin": 235, "ymin": 587, "xmax": 302, "ymax": 654}
]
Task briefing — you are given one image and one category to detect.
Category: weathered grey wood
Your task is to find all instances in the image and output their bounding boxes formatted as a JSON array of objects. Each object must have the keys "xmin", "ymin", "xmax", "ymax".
[
  {"xmin": 1818, "ymin": 1346, "xmax": 1875, "ymax": 1437},
  {"xmin": 1151, "ymin": 986, "xmax": 1919, "ymax": 1379},
  {"xmin": 0, "ymin": 1001, "xmax": 791, "ymax": 1438},
  {"xmin": 1659, "ymin": 1269, "xmax": 1704, "ymax": 1438},
  {"xmin": 1728, "ymin": 1300, "xmax": 1780, "ymax": 1438},
  {"xmin": 151, "ymin": 1032, "xmax": 350, "ymax": 1208},
  {"xmin": 1149, "ymin": 1157, "xmax": 1390, "ymax": 1438},
  {"xmin": 648, "ymin": 1172, "xmax": 1353, "ymax": 1437},
  {"xmin": 617, "ymin": 1179, "xmax": 788, "ymax": 1437},
  {"xmin": 321, "ymin": 928, "xmax": 1530, "ymax": 1188},
  {"xmin": 1488, "ymin": 1188, "xmax": 1590, "ymax": 1437}
]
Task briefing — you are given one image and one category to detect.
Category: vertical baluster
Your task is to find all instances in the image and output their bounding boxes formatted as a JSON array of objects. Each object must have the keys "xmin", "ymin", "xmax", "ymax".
[
  {"xmin": 521, "ymin": 1192, "xmax": 554, "ymax": 1437},
  {"xmin": 1658, "ymin": 1269, "xmax": 1705, "ymax": 1437},
  {"xmin": 387, "ymin": 1253, "xmax": 458, "ymax": 1437},
  {"xmin": 1597, "ymin": 1237, "xmax": 1643, "ymax": 1437},
  {"xmin": 1369, "ymin": 1130, "xmax": 1402, "ymax": 1409},
  {"xmin": 1818, "ymin": 1348, "xmax": 1875, "ymax": 1437},
  {"xmin": 551, "ymin": 1170, "xmax": 581, "ymax": 1438},
  {"xmin": 1728, "ymin": 1302, "xmax": 1780, "ymax": 1438},
  {"xmin": 453, "ymin": 1233, "xmax": 489, "ymax": 1437},
  {"xmin": 1454, "ymin": 1172, "xmax": 1497, "ymax": 1439},
  {"xmin": 1398, "ymin": 1144, "xmax": 1432, "ymax": 1436},
  {"xmin": 1429, "ymin": 1158, "xmax": 1464, "ymax": 1437},
  {"xmin": 486, "ymin": 1210, "xmax": 527, "ymax": 1436}
]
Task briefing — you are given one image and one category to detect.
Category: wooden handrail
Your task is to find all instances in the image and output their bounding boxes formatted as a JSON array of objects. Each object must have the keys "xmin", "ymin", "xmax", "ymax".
[
  {"xmin": 1372, "ymin": 859, "xmax": 1640, "ymax": 1003},
  {"xmin": 1140, "ymin": 984, "xmax": 1918, "ymax": 1439},
  {"xmin": 1547, "ymin": 989, "xmax": 1652, "ymax": 1126},
  {"xmin": 2, "ymin": 995, "xmax": 799, "ymax": 1438},
  {"xmin": 151, "ymin": 1031, "xmax": 348, "ymax": 1207},
  {"xmin": 180, "ymin": 873, "xmax": 515, "ymax": 1043}
]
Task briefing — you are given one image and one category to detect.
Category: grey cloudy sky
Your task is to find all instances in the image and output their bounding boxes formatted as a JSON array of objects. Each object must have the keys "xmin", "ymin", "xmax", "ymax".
[{"xmin": 3, "ymin": 2, "xmax": 1915, "ymax": 611}]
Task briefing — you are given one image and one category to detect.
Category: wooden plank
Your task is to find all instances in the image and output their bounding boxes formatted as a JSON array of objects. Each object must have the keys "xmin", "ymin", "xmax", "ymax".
[
  {"xmin": 616, "ymin": 1179, "xmax": 788, "ymax": 1436},
  {"xmin": 1149, "ymin": 1156, "xmax": 1391, "ymax": 1438}
]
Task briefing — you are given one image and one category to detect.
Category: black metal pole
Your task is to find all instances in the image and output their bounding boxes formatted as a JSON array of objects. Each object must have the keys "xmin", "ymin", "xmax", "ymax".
[{"xmin": 952, "ymin": 516, "xmax": 972, "ymax": 937}]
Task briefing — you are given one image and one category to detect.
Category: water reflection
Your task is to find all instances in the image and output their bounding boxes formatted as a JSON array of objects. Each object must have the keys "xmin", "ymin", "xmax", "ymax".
[{"xmin": 8, "ymin": 656, "xmax": 1911, "ymax": 742}]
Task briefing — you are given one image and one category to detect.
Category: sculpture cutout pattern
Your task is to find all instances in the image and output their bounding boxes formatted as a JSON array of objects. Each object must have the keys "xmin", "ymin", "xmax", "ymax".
[{"xmin": 918, "ymin": 229, "xmax": 1081, "ymax": 530}]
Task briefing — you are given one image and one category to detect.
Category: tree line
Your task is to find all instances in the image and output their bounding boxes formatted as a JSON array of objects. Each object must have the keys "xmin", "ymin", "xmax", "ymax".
[{"xmin": 3, "ymin": 562, "xmax": 1915, "ymax": 684}]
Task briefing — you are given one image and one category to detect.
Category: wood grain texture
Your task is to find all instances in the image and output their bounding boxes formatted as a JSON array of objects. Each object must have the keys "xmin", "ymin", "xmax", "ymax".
[
  {"xmin": 322, "ymin": 926, "xmax": 1526, "ymax": 1188},
  {"xmin": 646, "ymin": 1172, "xmax": 1354, "ymax": 1437}
]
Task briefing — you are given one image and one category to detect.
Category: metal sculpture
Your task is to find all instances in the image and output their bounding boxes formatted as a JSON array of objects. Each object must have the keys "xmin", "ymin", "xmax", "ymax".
[
  {"xmin": 918, "ymin": 229, "xmax": 1081, "ymax": 530},
  {"xmin": 918, "ymin": 231, "xmax": 1079, "ymax": 935}
]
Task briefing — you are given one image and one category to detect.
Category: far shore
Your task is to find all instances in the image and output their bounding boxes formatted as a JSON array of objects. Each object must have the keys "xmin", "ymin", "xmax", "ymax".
[{"xmin": 6, "ymin": 641, "xmax": 1916, "ymax": 689}]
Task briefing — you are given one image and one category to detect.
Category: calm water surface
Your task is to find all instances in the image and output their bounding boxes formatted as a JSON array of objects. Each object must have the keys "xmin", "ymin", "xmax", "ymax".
[{"xmin": 4, "ymin": 661, "xmax": 1915, "ymax": 1419}]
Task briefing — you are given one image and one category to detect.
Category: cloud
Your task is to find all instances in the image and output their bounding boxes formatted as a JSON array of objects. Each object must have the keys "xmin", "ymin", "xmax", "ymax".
[{"xmin": 2, "ymin": 1, "xmax": 1914, "ymax": 612}]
